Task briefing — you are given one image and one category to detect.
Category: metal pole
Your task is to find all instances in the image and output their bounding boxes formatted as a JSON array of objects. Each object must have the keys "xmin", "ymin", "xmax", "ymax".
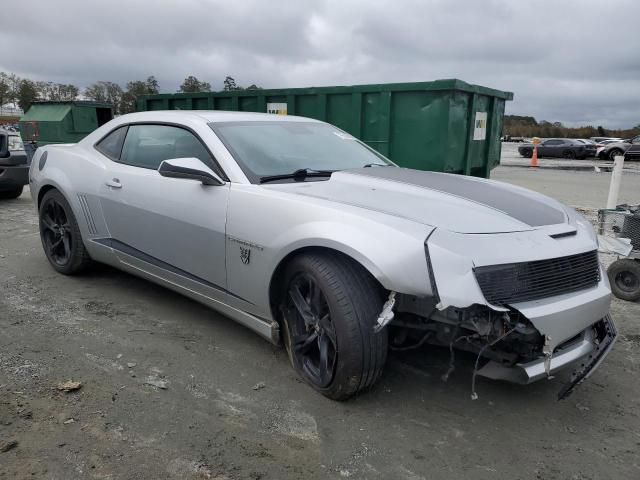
[{"xmin": 606, "ymin": 155, "xmax": 625, "ymax": 209}]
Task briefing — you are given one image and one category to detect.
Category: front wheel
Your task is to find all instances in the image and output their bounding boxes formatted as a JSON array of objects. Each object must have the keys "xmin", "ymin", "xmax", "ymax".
[
  {"xmin": 607, "ymin": 259, "xmax": 640, "ymax": 302},
  {"xmin": 39, "ymin": 189, "xmax": 92, "ymax": 275},
  {"xmin": 562, "ymin": 150, "xmax": 576, "ymax": 159},
  {"xmin": 281, "ymin": 253, "xmax": 388, "ymax": 400}
]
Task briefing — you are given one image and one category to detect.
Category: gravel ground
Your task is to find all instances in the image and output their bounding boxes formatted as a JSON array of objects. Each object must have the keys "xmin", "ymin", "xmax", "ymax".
[{"xmin": 1, "ymin": 170, "xmax": 640, "ymax": 479}]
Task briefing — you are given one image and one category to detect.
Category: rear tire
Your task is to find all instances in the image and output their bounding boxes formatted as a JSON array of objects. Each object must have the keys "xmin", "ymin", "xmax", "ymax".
[
  {"xmin": 520, "ymin": 149, "xmax": 532, "ymax": 158},
  {"xmin": 0, "ymin": 186, "xmax": 23, "ymax": 199},
  {"xmin": 562, "ymin": 150, "xmax": 576, "ymax": 159},
  {"xmin": 39, "ymin": 189, "xmax": 92, "ymax": 275},
  {"xmin": 607, "ymin": 259, "xmax": 640, "ymax": 302},
  {"xmin": 280, "ymin": 252, "xmax": 388, "ymax": 400}
]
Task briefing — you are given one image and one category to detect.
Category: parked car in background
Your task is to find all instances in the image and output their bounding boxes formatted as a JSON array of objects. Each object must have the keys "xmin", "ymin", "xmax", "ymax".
[
  {"xmin": 501, "ymin": 135, "xmax": 526, "ymax": 142},
  {"xmin": 29, "ymin": 110, "xmax": 616, "ymax": 400},
  {"xmin": 590, "ymin": 137, "xmax": 623, "ymax": 143},
  {"xmin": 0, "ymin": 130, "xmax": 29, "ymax": 199},
  {"xmin": 518, "ymin": 138, "xmax": 595, "ymax": 159},
  {"xmin": 624, "ymin": 136, "xmax": 640, "ymax": 161},
  {"xmin": 597, "ymin": 136, "xmax": 640, "ymax": 160}
]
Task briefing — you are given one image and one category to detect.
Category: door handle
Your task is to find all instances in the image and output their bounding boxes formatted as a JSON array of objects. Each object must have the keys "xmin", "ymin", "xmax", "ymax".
[{"xmin": 105, "ymin": 178, "xmax": 122, "ymax": 189}]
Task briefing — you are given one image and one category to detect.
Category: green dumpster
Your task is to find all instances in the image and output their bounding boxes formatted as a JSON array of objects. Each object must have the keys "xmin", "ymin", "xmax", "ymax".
[
  {"xmin": 137, "ymin": 79, "xmax": 513, "ymax": 178},
  {"xmin": 19, "ymin": 101, "xmax": 114, "ymax": 147}
]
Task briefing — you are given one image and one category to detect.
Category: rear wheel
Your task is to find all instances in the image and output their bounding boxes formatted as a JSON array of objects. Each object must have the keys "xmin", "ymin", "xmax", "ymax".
[
  {"xmin": 520, "ymin": 149, "xmax": 532, "ymax": 158},
  {"xmin": 562, "ymin": 150, "xmax": 576, "ymax": 159},
  {"xmin": 607, "ymin": 259, "xmax": 640, "ymax": 302},
  {"xmin": 39, "ymin": 189, "xmax": 92, "ymax": 275},
  {"xmin": 0, "ymin": 186, "xmax": 23, "ymax": 199},
  {"xmin": 281, "ymin": 252, "xmax": 388, "ymax": 400}
]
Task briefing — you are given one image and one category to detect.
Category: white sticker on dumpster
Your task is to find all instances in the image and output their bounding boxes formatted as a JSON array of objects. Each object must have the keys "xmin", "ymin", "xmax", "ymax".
[
  {"xmin": 267, "ymin": 103, "xmax": 287, "ymax": 115},
  {"xmin": 473, "ymin": 112, "xmax": 487, "ymax": 140}
]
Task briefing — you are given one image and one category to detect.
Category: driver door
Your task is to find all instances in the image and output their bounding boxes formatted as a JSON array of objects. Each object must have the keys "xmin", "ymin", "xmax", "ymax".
[
  {"xmin": 98, "ymin": 123, "xmax": 229, "ymax": 299},
  {"xmin": 539, "ymin": 139, "xmax": 559, "ymax": 157}
]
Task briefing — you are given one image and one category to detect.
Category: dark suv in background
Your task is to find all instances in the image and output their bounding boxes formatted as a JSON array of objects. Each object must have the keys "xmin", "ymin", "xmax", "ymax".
[{"xmin": 0, "ymin": 130, "xmax": 29, "ymax": 199}]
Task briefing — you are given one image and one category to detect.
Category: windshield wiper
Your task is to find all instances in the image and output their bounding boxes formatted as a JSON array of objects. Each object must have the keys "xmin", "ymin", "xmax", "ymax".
[
  {"xmin": 259, "ymin": 168, "xmax": 335, "ymax": 184},
  {"xmin": 363, "ymin": 163, "xmax": 390, "ymax": 168}
]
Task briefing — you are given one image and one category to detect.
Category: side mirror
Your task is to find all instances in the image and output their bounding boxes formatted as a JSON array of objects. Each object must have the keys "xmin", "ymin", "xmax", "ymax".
[
  {"xmin": 158, "ymin": 157, "xmax": 225, "ymax": 186},
  {"xmin": 0, "ymin": 132, "xmax": 8, "ymax": 158}
]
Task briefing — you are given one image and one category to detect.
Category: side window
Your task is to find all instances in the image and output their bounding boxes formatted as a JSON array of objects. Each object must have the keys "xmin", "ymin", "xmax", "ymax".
[
  {"xmin": 632, "ymin": 136, "xmax": 640, "ymax": 145},
  {"xmin": 95, "ymin": 126, "xmax": 128, "ymax": 160},
  {"xmin": 119, "ymin": 124, "xmax": 212, "ymax": 170}
]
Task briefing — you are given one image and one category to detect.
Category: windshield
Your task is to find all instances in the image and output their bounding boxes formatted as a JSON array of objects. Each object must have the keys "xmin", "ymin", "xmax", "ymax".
[{"xmin": 210, "ymin": 121, "xmax": 393, "ymax": 183}]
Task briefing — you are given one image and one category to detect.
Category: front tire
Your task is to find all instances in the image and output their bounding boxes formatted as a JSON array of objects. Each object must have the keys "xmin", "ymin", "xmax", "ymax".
[
  {"xmin": 39, "ymin": 189, "xmax": 92, "ymax": 275},
  {"xmin": 0, "ymin": 186, "xmax": 23, "ymax": 199},
  {"xmin": 608, "ymin": 259, "xmax": 640, "ymax": 302},
  {"xmin": 281, "ymin": 252, "xmax": 388, "ymax": 400}
]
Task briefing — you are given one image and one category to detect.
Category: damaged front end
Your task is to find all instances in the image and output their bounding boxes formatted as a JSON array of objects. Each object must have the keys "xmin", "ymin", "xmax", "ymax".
[
  {"xmin": 389, "ymin": 299, "xmax": 616, "ymax": 399},
  {"xmin": 384, "ymin": 226, "xmax": 617, "ymax": 399}
]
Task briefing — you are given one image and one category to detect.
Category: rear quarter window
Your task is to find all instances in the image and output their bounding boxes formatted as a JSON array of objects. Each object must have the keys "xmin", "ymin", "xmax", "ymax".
[{"xmin": 95, "ymin": 126, "xmax": 128, "ymax": 160}]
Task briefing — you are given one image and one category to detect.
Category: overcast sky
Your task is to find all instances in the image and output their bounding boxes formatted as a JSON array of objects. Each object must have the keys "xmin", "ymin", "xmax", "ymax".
[{"xmin": 3, "ymin": 0, "xmax": 639, "ymax": 128}]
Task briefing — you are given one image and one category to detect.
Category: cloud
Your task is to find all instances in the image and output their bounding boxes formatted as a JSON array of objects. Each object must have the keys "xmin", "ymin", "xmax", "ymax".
[{"xmin": 2, "ymin": 0, "xmax": 638, "ymax": 127}]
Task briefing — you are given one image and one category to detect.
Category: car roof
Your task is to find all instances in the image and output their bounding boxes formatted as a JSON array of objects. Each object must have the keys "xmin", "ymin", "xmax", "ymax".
[{"xmin": 118, "ymin": 110, "xmax": 321, "ymax": 124}]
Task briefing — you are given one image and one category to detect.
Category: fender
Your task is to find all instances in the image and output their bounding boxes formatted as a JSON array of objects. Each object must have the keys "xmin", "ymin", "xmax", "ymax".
[
  {"xmin": 268, "ymin": 220, "xmax": 434, "ymax": 296},
  {"xmin": 225, "ymin": 184, "xmax": 436, "ymax": 319}
]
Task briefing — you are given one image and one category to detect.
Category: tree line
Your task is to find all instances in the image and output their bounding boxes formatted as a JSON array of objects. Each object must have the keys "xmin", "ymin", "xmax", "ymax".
[
  {"xmin": 0, "ymin": 73, "xmax": 260, "ymax": 115},
  {"xmin": 504, "ymin": 115, "xmax": 640, "ymax": 139}
]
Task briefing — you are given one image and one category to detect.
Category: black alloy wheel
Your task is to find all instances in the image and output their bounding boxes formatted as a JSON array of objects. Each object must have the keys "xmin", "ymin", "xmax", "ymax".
[
  {"xmin": 286, "ymin": 272, "xmax": 338, "ymax": 388},
  {"xmin": 281, "ymin": 252, "xmax": 388, "ymax": 400},
  {"xmin": 38, "ymin": 189, "xmax": 92, "ymax": 274},
  {"xmin": 40, "ymin": 196, "xmax": 73, "ymax": 266}
]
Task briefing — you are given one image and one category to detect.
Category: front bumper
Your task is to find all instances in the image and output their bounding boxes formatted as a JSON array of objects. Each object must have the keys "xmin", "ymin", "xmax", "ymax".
[
  {"xmin": 0, "ymin": 165, "xmax": 29, "ymax": 189},
  {"xmin": 477, "ymin": 315, "xmax": 617, "ymax": 398}
]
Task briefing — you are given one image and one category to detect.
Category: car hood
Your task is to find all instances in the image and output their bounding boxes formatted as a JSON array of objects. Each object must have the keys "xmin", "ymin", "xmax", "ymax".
[{"xmin": 264, "ymin": 168, "xmax": 569, "ymax": 234}]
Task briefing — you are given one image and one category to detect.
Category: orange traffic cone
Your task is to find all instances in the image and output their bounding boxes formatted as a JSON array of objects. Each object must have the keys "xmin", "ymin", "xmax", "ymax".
[{"xmin": 530, "ymin": 145, "xmax": 538, "ymax": 168}]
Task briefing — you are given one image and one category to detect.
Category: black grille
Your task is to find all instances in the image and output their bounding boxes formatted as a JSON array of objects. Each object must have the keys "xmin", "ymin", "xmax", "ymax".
[{"xmin": 474, "ymin": 250, "xmax": 600, "ymax": 305}]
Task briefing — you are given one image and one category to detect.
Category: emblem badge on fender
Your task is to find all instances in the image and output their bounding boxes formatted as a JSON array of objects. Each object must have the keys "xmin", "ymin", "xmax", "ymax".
[{"xmin": 240, "ymin": 246, "xmax": 251, "ymax": 265}]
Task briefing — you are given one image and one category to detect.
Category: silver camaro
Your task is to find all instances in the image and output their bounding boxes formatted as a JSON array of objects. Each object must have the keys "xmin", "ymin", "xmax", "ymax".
[{"xmin": 29, "ymin": 111, "xmax": 616, "ymax": 400}]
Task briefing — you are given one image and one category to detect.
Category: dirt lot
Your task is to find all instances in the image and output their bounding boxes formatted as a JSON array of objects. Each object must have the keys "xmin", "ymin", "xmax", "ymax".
[{"xmin": 2, "ymin": 169, "xmax": 640, "ymax": 479}]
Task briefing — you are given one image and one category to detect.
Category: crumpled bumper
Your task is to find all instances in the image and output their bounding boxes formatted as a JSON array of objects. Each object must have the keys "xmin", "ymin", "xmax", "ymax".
[{"xmin": 477, "ymin": 315, "xmax": 617, "ymax": 398}]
